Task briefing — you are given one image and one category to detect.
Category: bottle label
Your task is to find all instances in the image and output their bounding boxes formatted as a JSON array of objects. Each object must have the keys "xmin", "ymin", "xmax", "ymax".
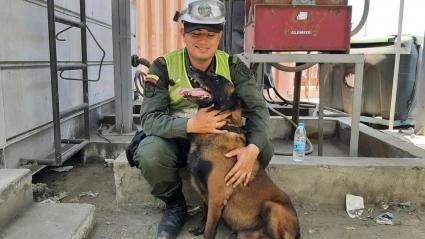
[{"xmin": 294, "ymin": 141, "xmax": 305, "ymax": 152}]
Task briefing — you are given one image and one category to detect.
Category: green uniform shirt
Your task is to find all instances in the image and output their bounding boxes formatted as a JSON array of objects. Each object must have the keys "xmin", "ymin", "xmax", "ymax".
[{"xmin": 140, "ymin": 48, "xmax": 270, "ymax": 151}]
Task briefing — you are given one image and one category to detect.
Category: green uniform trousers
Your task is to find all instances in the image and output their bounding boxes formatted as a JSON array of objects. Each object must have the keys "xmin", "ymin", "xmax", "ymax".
[{"xmin": 133, "ymin": 135, "xmax": 274, "ymax": 202}]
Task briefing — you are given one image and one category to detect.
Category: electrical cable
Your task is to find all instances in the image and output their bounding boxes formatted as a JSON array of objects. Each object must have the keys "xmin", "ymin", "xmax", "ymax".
[
  {"xmin": 56, "ymin": 26, "xmax": 73, "ymax": 41},
  {"xmin": 351, "ymin": 0, "xmax": 370, "ymax": 36},
  {"xmin": 59, "ymin": 25, "xmax": 106, "ymax": 82}
]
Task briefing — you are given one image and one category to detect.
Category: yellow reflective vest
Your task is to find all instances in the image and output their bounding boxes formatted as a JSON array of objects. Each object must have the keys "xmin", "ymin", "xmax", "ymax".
[{"xmin": 164, "ymin": 48, "xmax": 232, "ymax": 117}]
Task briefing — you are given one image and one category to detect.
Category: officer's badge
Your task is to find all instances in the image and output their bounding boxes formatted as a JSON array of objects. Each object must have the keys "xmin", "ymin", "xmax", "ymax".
[{"xmin": 198, "ymin": 3, "xmax": 212, "ymax": 17}]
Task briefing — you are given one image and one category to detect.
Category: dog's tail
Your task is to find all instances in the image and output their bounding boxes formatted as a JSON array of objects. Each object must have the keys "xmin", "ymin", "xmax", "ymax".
[{"xmin": 261, "ymin": 201, "xmax": 300, "ymax": 239}]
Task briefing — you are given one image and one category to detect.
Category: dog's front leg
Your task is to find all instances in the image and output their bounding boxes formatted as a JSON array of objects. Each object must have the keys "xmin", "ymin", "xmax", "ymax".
[
  {"xmin": 203, "ymin": 170, "xmax": 227, "ymax": 239},
  {"xmin": 203, "ymin": 199, "xmax": 224, "ymax": 239}
]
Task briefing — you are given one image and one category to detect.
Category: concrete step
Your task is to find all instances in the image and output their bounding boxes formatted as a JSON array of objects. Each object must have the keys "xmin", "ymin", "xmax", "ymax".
[
  {"xmin": 114, "ymin": 151, "xmax": 425, "ymax": 206},
  {"xmin": 114, "ymin": 151, "xmax": 202, "ymax": 207},
  {"xmin": 0, "ymin": 169, "xmax": 33, "ymax": 228},
  {"xmin": 0, "ymin": 203, "xmax": 95, "ymax": 239},
  {"xmin": 268, "ymin": 155, "xmax": 425, "ymax": 206}
]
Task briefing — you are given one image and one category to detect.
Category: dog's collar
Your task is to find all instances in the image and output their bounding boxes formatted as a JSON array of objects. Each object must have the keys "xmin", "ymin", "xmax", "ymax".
[{"xmin": 220, "ymin": 125, "xmax": 245, "ymax": 134}]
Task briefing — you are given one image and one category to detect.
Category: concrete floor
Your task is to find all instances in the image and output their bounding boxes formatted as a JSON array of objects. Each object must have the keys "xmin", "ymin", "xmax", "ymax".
[
  {"xmin": 32, "ymin": 156, "xmax": 425, "ymax": 239},
  {"xmin": 383, "ymin": 128, "xmax": 425, "ymax": 151}
]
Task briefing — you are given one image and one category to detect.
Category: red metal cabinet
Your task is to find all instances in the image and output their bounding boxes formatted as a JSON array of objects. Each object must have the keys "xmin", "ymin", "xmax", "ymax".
[{"xmin": 244, "ymin": 4, "xmax": 352, "ymax": 52}]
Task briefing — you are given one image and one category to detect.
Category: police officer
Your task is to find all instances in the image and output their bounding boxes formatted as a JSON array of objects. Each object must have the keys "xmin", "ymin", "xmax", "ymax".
[{"xmin": 134, "ymin": 0, "xmax": 274, "ymax": 238}]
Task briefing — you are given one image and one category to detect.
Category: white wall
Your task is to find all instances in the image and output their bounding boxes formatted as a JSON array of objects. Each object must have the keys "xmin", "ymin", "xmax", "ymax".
[
  {"xmin": 0, "ymin": 0, "xmax": 136, "ymax": 167},
  {"xmin": 0, "ymin": 0, "xmax": 116, "ymax": 139},
  {"xmin": 350, "ymin": 0, "xmax": 425, "ymax": 37},
  {"xmin": 0, "ymin": 73, "xmax": 6, "ymax": 149}
]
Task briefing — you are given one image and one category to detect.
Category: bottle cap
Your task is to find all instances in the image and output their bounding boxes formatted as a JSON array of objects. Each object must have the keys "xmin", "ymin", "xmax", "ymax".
[{"xmin": 298, "ymin": 122, "xmax": 304, "ymax": 127}]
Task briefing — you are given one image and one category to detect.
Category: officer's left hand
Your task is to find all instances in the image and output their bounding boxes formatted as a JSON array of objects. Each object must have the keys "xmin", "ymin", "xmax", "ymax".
[{"xmin": 224, "ymin": 144, "xmax": 260, "ymax": 188}]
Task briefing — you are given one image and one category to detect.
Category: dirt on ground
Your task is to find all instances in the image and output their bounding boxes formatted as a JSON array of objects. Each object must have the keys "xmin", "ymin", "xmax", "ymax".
[{"xmin": 32, "ymin": 156, "xmax": 425, "ymax": 239}]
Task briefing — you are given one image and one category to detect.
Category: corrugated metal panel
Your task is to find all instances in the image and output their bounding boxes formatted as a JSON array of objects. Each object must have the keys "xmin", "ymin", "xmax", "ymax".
[
  {"xmin": 273, "ymin": 64, "xmax": 319, "ymax": 101},
  {"xmin": 136, "ymin": 0, "xmax": 185, "ymax": 63}
]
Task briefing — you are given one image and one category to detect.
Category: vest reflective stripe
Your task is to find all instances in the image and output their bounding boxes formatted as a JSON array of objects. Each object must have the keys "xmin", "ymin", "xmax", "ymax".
[{"xmin": 164, "ymin": 49, "xmax": 232, "ymax": 115}]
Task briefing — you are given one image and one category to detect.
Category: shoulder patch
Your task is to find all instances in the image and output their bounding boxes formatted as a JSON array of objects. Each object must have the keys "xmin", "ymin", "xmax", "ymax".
[{"xmin": 145, "ymin": 74, "xmax": 159, "ymax": 85}]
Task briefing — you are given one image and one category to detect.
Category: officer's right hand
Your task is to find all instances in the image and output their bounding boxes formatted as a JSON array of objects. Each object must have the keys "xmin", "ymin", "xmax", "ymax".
[{"xmin": 187, "ymin": 106, "xmax": 231, "ymax": 134}]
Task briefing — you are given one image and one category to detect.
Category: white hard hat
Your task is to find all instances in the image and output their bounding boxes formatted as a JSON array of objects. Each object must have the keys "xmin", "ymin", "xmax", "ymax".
[
  {"xmin": 179, "ymin": 0, "xmax": 226, "ymax": 25},
  {"xmin": 184, "ymin": 0, "xmax": 199, "ymax": 7}
]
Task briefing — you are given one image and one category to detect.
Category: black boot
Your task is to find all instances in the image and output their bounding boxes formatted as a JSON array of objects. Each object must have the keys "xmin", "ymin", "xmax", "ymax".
[{"xmin": 157, "ymin": 192, "xmax": 188, "ymax": 239}]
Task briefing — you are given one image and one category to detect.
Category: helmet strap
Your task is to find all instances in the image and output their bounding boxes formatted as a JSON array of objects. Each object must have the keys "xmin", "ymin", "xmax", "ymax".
[{"xmin": 173, "ymin": 11, "xmax": 180, "ymax": 22}]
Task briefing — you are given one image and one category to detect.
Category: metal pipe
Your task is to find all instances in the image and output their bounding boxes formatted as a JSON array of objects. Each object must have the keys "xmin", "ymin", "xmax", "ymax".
[
  {"xmin": 349, "ymin": 62, "xmax": 364, "ymax": 157},
  {"xmin": 112, "ymin": 0, "xmax": 133, "ymax": 133},
  {"xmin": 318, "ymin": 64, "xmax": 324, "ymax": 156},
  {"xmin": 81, "ymin": 0, "xmax": 90, "ymax": 140},
  {"xmin": 57, "ymin": 63, "xmax": 87, "ymax": 71},
  {"xmin": 248, "ymin": 53, "xmax": 365, "ymax": 64},
  {"xmin": 61, "ymin": 140, "xmax": 88, "ymax": 161},
  {"xmin": 55, "ymin": 16, "xmax": 84, "ymax": 28},
  {"xmin": 5, "ymin": 98, "xmax": 114, "ymax": 147},
  {"xmin": 245, "ymin": 53, "xmax": 365, "ymax": 156},
  {"xmin": 0, "ymin": 62, "xmax": 111, "ymax": 70},
  {"xmin": 292, "ymin": 63, "xmax": 302, "ymax": 126},
  {"xmin": 414, "ymin": 33, "xmax": 425, "ymax": 135},
  {"xmin": 59, "ymin": 103, "xmax": 89, "ymax": 119},
  {"xmin": 389, "ymin": 0, "xmax": 405, "ymax": 130},
  {"xmin": 47, "ymin": 0, "xmax": 62, "ymax": 165},
  {"xmin": 61, "ymin": 139, "xmax": 85, "ymax": 144},
  {"xmin": 21, "ymin": 140, "xmax": 88, "ymax": 166},
  {"xmin": 20, "ymin": 158, "xmax": 56, "ymax": 165}
]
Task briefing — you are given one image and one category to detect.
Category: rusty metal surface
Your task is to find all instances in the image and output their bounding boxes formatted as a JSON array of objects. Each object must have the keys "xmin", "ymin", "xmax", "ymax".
[
  {"xmin": 245, "ymin": 5, "xmax": 352, "ymax": 51},
  {"xmin": 246, "ymin": 0, "xmax": 348, "ymax": 16},
  {"xmin": 134, "ymin": 0, "xmax": 319, "ymax": 101},
  {"xmin": 136, "ymin": 0, "xmax": 185, "ymax": 63},
  {"xmin": 272, "ymin": 62, "xmax": 319, "ymax": 101},
  {"xmin": 254, "ymin": 0, "xmax": 347, "ymax": 4}
]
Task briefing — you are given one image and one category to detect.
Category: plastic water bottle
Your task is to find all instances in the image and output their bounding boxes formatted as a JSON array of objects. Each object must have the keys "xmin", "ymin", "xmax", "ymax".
[{"xmin": 293, "ymin": 122, "xmax": 306, "ymax": 162}]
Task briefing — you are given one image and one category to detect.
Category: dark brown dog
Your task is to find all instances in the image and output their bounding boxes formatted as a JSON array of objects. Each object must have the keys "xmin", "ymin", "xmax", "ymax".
[{"xmin": 180, "ymin": 71, "xmax": 300, "ymax": 239}]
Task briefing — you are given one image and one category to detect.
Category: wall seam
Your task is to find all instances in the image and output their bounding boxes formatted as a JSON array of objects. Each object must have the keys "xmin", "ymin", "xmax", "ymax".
[{"xmin": 23, "ymin": 0, "xmax": 113, "ymax": 29}]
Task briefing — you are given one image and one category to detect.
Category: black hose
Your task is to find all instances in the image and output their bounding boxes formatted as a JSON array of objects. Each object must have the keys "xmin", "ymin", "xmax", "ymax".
[
  {"xmin": 271, "ymin": 62, "xmax": 317, "ymax": 73},
  {"xmin": 133, "ymin": 70, "xmax": 146, "ymax": 97},
  {"xmin": 131, "ymin": 55, "xmax": 151, "ymax": 68},
  {"xmin": 351, "ymin": 0, "xmax": 370, "ymax": 36}
]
